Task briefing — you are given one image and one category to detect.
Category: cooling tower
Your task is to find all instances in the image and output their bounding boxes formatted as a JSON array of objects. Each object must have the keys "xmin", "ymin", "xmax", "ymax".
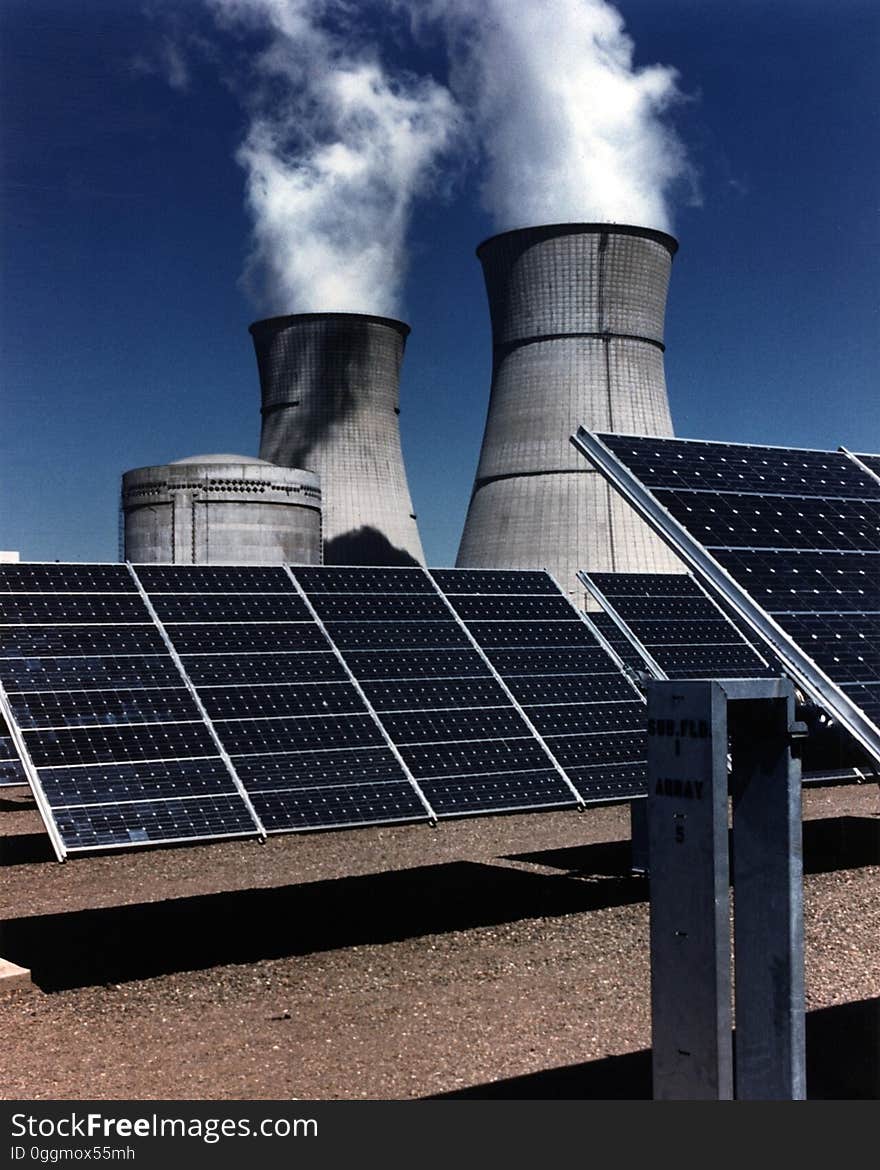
[
  {"xmin": 122, "ymin": 455, "xmax": 322, "ymax": 565},
  {"xmin": 251, "ymin": 313, "xmax": 424, "ymax": 566},
  {"xmin": 456, "ymin": 223, "xmax": 682, "ymax": 601}
]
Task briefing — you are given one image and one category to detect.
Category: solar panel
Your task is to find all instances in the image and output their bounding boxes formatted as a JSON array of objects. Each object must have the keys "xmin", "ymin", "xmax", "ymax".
[
  {"xmin": 581, "ymin": 572, "xmax": 777, "ymax": 681},
  {"xmin": 581, "ymin": 571, "xmax": 872, "ymax": 784},
  {"xmin": 296, "ymin": 565, "xmax": 581, "ymax": 818},
  {"xmin": 0, "ymin": 564, "xmax": 135, "ymax": 592},
  {"xmin": 0, "ymin": 564, "xmax": 262, "ymax": 854},
  {"xmin": 293, "ymin": 566, "xmax": 432, "ymax": 594},
  {"xmin": 136, "ymin": 564, "xmax": 433, "ymax": 835},
  {"xmin": 571, "ymin": 431, "xmax": 880, "ymax": 768},
  {"xmin": 436, "ymin": 569, "xmax": 649, "ymax": 803},
  {"xmin": 134, "ymin": 565, "xmax": 293, "ymax": 592},
  {"xmin": 574, "ymin": 609, "xmax": 647, "ymax": 676},
  {"xmin": 2, "ymin": 562, "xmax": 667, "ymax": 857}
]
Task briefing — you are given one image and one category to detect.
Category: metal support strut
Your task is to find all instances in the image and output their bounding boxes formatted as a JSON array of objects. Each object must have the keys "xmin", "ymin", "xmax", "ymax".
[{"xmin": 647, "ymin": 677, "xmax": 806, "ymax": 1100}]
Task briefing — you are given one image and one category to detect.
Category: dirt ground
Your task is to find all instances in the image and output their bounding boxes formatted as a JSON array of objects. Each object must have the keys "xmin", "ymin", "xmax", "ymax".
[{"xmin": 1, "ymin": 783, "xmax": 878, "ymax": 1100}]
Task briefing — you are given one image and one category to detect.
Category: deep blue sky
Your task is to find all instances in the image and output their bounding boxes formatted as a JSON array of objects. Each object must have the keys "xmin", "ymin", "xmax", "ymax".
[{"xmin": 2, "ymin": 0, "xmax": 878, "ymax": 565}]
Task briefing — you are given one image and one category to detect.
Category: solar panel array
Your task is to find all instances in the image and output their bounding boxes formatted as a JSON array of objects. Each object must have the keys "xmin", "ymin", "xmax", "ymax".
[
  {"xmin": 297, "ymin": 566, "xmax": 584, "ymax": 819},
  {"xmin": 135, "ymin": 564, "xmax": 431, "ymax": 835},
  {"xmin": 572, "ymin": 432, "xmax": 880, "ymax": 767},
  {"xmin": 433, "ymin": 570, "xmax": 648, "ymax": 804},
  {"xmin": 581, "ymin": 572, "xmax": 777, "ymax": 681},
  {"xmin": 0, "ymin": 564, "xmax": 261, "ymax": 852},
  {"xmin": 579, "ymin": 570, "xmax": 875, "ymax": 785},
  {"xmin": 0, "ymin": 563, "xmax": 650, "ymax": 858}
]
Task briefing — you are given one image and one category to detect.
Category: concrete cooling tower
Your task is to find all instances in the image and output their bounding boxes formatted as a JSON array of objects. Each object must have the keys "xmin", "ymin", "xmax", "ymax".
[
  {"xmin": 251, "ymin": 312, "xmax": 424, "ymax": 566},
  {"xmin": 122, "ymin": 455, "xmax": 321, "ymax": 565},
  {"xmin": 456, "ymin": 223, "xmax": 682, "ymax": 601}
]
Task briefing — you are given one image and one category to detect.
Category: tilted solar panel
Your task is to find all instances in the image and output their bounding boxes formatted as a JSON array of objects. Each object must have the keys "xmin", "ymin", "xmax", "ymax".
[
  {"xmin": 581, "ymin": 572, "xmax": 777, "ymax": 681},
  {"xmin": 0, "ymin": 564, "xmax": 262, "ymax": 853},
  {"xmin": 580, "ymin": 571, "xmax": 871, "ymax": 785},
  {"xmin": 2, "ymin": 563, "xmax": 661, "ymax": 858},
  {"xmin": 570, "ymin": 431, "xmax": 880, "ymax": 768},
  {"xmin": 299, "ymin": 566, "xmax": 581, "ymax": 817},
  {"xmin": 137, "ymin": 564, "xmax": 432, "ymax": 834},
  {"xmin": 434, "ymin": 568, "xmax": 649, "ymax": 804}
]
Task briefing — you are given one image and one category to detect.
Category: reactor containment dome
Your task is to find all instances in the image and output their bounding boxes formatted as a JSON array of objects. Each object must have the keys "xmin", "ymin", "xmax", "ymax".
[{"xmin": 121, "ymin": 455, "xmax": 322, "ymax": 565}]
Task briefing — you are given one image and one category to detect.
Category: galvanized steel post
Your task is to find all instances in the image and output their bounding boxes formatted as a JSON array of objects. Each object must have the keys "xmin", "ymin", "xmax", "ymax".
[{"xmin": 646, "ymin": 677, "xmax": 805, "ymax": 1100}]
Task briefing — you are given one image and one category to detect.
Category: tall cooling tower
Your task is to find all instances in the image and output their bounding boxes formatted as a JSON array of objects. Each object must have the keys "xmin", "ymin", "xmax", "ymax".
[
  {"xmin": 456, "ymin": 223, "xmax": 682, "ymax": 600},
  {"xmin": 251, "ymin": 312, "xmax": 424, "ymax": 566}
]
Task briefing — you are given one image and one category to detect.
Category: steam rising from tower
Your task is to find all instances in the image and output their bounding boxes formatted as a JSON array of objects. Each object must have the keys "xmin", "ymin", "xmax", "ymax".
[
  {"xmin": 208, "ymin": 0, "xmax": 462, "ymax": 316},
  {"xmin": 456, "ymin": 223, "xmax": 682, "ymax": 597},
  {"xmin": 252, "ymin": 312, "xmax": 424, "ymax": 565},
  {"xmin": 414, "ymin": 0, "xmax": 695, "ymax": 232},
  {"xmin": 204, "ymin": 0, "xmax": 694, "ymax": 314}
]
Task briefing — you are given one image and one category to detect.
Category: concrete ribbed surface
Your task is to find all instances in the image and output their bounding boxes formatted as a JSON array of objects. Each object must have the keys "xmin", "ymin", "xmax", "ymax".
[
  {"xmin": 253, "ymin": 314, "xmax": 424, "ymax": 566},
  {"xmin": 458, "ymin": 225, "xmax": 680, "ymax": 595}
]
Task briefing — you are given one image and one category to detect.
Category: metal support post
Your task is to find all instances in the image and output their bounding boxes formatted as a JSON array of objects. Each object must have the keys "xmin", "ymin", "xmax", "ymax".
[
  {"xmin": 728, "ymin": 692, "xmax": 806, "ymax": 1099},
  {"xmin": 646, "ymin": 680, "xmax": 733, "ymax": 1099},
  {"xmin": 646, "ymin": 678, "xmax": 804, "ymax": 1100}
]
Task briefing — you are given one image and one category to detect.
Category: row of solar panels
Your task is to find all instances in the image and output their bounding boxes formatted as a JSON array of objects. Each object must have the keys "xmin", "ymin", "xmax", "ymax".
[
  {"xmin": 0, "ymin": 564, "xmax": 655, "ymax": 858},
  {"xmin": 3, "ymin": 436, "xmax": 877, "ymax": 860}
]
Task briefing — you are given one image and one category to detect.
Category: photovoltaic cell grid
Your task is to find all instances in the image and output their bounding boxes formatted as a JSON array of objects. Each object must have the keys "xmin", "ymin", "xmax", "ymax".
[
  {"xmin": 578, "ymin": 434, "xmax": 880, "ymax": 761},
  {"xmin": 0, "ymin": 563, "xmax": 651, "ymax": 857},
  {"xmin": 139, "ymin": 564, "xmax": 430, "ymax": 834},
  {"xmin": 581, "ymin": 572, "xmax": 778, "ymax": 681},
  {"xmin": 432, "ymin": 569, "xmax": 649, "ymax": 803},
  {"xmin": 1, "ymin": 711, "xmax": 27, "ymax": 786},
  {"xmin": 579, "ymin": 609, "xmax": 650, "ymax": 676},
  {"xmin": 579, "ymin": 570, "xmax": 871, "ymax": 785},
  {"xmin": 0, "ymin": 564, "xmax": 259, "ymax": 851},
  {"xmin": 296, "ymin": 566, "xmax": 581, "ymax": 817}
]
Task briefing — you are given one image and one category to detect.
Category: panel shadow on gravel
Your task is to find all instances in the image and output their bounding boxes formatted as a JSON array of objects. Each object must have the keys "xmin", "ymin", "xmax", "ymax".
[
  {"xmin": 503, "ymin": 839, "xmax": 634, "ymax": 876},
  {"xmin": 0, "ymin": 860, "xmax": 647, "ymax": 992},
  {"xmin": 0, "ymin": 795, "xmax": 35, "ymax": 813},
  {"xmin": 433, "ymin": 1049, "xmax": 652, "ymax": 1099},
  {"xmin": 0, "ymin": 832, "xmax": 57, "ymax": 866},
  {"xmin": 432, "ymin": 999, "xmax": 880, "ymax": 1100},
  {"xmin": 801, "ymin": 816, "xmax": 879, "ymax": 873},
  {"xmin": 507, "ymin": 816, "xmax": 879, "ymax": 877}
]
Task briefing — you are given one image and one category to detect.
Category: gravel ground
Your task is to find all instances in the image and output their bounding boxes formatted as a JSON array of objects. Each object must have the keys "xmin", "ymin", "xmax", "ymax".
[{"xmin": 1, "ymin": 783, "xmax": 877, "ymax": 1100}]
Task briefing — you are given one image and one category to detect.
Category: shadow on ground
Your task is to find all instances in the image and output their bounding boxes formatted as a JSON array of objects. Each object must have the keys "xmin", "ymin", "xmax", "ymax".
[
  {"xmin": 0, "ymin": 795, "xmax": 35, "ymax": 814},
  {"xmin": 1, "ymin": 816, "xmax": 875, "ymax": 993},
  {"xmin": 431, "ymin": 998, "xmax": 880, "ymax": 1100},
  {"xmin": 1, "ymin": 854, "xmax": 647, "ymax": 991},
  {"xmin": 0, "ymin": 832, "xmax": 56, "ymax": 866},
  {"xmin": 505, "ymin": 815, "xmax": 879, "ymax": 877}
]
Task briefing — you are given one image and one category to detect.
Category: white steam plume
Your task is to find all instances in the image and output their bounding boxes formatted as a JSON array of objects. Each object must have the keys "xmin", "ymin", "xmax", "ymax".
[
  {"xmin": 411, "ymin": 0, "xmax": 695, "ymax": 233},
  {"xmin": 208, "ymin": 1, "xmax": 462, "ymax": 316}
]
